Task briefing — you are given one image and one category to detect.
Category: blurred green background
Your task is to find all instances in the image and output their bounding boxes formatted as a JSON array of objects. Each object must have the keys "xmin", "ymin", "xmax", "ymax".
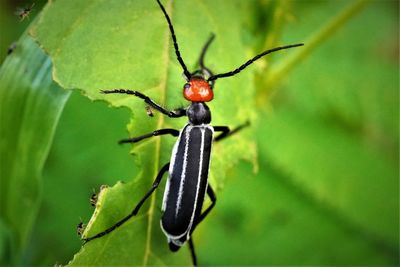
[{"xmin": 0, "ymin": 0, "xmax": 398, "ymax": 266}]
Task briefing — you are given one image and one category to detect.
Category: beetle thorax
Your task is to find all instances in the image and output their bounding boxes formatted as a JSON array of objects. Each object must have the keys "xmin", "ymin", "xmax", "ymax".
[{"xmin": 187, "ymin": 102, "xmax": 211, "ymax": 125}]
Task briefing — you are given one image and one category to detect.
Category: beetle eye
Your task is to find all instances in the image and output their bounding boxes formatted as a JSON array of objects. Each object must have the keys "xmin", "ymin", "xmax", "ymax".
[{"xmin": 184, "ymin": 83, "xmax": 191, "ymax": 89}]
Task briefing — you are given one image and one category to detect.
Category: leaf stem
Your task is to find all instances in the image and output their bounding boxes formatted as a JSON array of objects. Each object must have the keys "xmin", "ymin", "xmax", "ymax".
[{"xmin": 264, "ymin": 0, "xmax": 369, "ymax": 92}]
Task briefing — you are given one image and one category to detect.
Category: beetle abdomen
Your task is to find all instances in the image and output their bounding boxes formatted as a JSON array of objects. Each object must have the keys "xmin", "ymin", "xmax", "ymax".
[{"xmin": 161, "ymin": 124, "xmax": 213, "ymax": 243}]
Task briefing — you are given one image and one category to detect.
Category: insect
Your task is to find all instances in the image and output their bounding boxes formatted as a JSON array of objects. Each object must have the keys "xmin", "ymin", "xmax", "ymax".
[
  {"xmin": 89, "ymin": 192, "xmax": 98, "ymax": 207},
  {"xmin": 16, "ymin": 3, "xmax": 35, "ymax": 21},
  {"xmin": 89, "ymin": 185, "xmax": 107, "ymax": 207},
  {"xmin": 76, "ymin": 221, "xmax": 86, "ymax": 237},
  {"xmin": 82, "ymin": 0, "xmax": 303, "ymax": 265}
]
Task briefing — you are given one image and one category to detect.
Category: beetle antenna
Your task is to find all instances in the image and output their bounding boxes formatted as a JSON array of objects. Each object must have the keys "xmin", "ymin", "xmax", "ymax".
[
  {"xmin": 207, "ymin": 43, "xmax": 304, "ymax": 82},
  {"xmin": 199, "ymin": 33, "xmax": 215, "ymax": 70},
  {"xmin": 156, "ymin": 0, "xmax": 191, "ymax": 80}
]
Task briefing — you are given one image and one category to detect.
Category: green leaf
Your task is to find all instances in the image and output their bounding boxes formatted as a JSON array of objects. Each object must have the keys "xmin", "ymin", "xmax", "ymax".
[
  {"xmin": 260, "ymin": 109, "xmax": 398, "ymax": 248},
  {"xmin": 269, "ymin": 3, "xmax": 399, "ymax": 249},
  {"xmin": 31, "ymin": 0, "xmax": 257, "ymax": 265},
  {"xmin": 27, "ymin": 0, "xmax": 397, "ymax": 266},
  {"xmin": 0, "ymin": 31, "xmax": 70, "ymax": 265},
  {"xmin": 196, "ymin": 1, "xmax": 396, "ymax": 265},
  {"xmin": 200, "ymin": 161, "xmax": 397, "ymax": 265},
  {"xmin": 237, "ymin": 1, "xmax": 398, "ymax": 264},
  {"xmin": 30, "ymin": 91, "xmax": 136, "ymax": 266}
]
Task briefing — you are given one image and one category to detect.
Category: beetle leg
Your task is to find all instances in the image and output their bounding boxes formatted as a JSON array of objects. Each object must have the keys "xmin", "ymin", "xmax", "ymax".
[
  {"xmin": 196, "ymin": 185, "xmax": 216, "ymax": 226},
  {"xmin": 119, "ymin": 129, "xmax": 180, "ymax": 144},
  {"xmin": 186, "ymin": 186, "xmax": 215, "ymax": 266},
  {"xmin": 82, "ymin": 163, "xmax": 170, "ymax": 244},
  {"xmin": 188, "ymin": 238, "xmax": 197, "ymax": 266},
  {"xmin": 101, "ymin": 89, "xmax": 186, "ymax": 118},
  {"xmin": 213, "ymin": 121, "xmax": 250, "ymax": 142}
]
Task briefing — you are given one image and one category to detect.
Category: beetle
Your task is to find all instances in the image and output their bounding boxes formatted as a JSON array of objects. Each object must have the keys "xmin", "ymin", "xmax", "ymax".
[{"xmin": 82, "ymin": 0, "xmax": 303, "ymax": 265}]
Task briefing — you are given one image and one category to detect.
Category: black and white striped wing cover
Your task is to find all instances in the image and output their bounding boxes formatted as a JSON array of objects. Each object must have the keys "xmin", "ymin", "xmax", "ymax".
[{"xmin": 161, "ymin": 124, "xmax": 213, "ymax": 246}]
